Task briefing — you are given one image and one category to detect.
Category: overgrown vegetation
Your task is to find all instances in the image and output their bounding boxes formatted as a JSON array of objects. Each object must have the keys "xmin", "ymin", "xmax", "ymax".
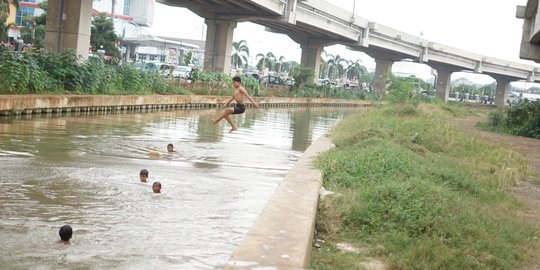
[
  {"xmin": 0, "ymin": 47, "xmax": 381, "ymax": 99},
  {"xmin": 486, "ymin": 99, "xmax": 540, "ymax": 139},
  {"xmin": 312, "ymin": 102, "xmax": 538, "ymax": 269},
  {"xmin": 0, "ymin": 49, "xmax": 173, "ymax": 94},
  {"xmin": 90, "ymin": 13, "xmax": 121, "ymax": 58}
]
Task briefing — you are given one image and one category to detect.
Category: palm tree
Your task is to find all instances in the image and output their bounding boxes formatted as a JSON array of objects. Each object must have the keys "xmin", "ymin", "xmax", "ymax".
[
  {"xmin": 282, "ymin": 60, "xmax": 298, "ymax": 74},
  {"xmin": 319, "ymin": 50, "xmax": 330, "ymax": 78},
  {"xmin": 255, "ymin": 52, "xmax": 275, "ymax": 71},
  {"xmin": 231, "ymin": 40, "xmax": 249, "ymax": 69},
  {"xmin": 325, "ymin": 54, "xmax": 347, "ymax": 80},
  {"xmin": 274, "ymin": 55, "xmax": 286, "ymax": 73},
  {"xmin": 345, "ymin": 59, "xmax": 367, "ymax": 81}
]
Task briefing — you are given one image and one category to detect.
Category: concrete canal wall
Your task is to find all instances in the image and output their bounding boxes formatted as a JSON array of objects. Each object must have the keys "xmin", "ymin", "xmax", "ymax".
[
  {"xmin": 226, "ymin": 135, "xmax": 334, "ymax": 270},
  {"xmin": 0, "ymin": 95, "xmax": 369, "ymax": 116}
]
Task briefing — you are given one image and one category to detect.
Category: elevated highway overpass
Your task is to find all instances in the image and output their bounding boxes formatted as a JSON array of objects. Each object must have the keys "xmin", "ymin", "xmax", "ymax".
[
  {"xmin": 157, "ymin": 0, "xmax": 539, "ymax": 107},
  {"xmin": 517, "ymin": 0, "xmax": 540, "ymax": 63},
  {"xmin": 43, "ymin": 0, "xmax": 538, "ymax": 107}
]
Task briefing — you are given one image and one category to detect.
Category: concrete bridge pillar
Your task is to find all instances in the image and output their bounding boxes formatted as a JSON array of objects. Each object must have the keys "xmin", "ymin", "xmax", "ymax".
[
  {"xmin": 300, "ymin": 42, "xmax": 323, "ymax": 83},
  {"xmin": 373, "ymin": 59, "xmax": 393, "ymax": 95},
  {"xmin": 434, "ymin": 68, "xmax": 453, "ymax": 102},
  {"xmin": 45, "ymin": 0, "xmax": 92, "ymax": 59},
  {"xmin": 495, "ymin": 79, "xmax": 510, "ymax": 108},
  {"xmin": 204, "ymin": 18, "xmax": 237, "ymax": 75}
]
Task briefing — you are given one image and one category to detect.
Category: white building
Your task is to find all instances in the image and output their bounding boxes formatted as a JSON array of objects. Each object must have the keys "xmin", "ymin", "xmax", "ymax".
[
  {"xmin": 92, "ymin": 0, "xmax": 203, "ymax": 66},
  {"xmin": 6, "ymin": 1, "xmax": 204, "ymax": 65},
  {"xmin": 5, "ymin": 0, "xmax": 45, "ymax": 41}
]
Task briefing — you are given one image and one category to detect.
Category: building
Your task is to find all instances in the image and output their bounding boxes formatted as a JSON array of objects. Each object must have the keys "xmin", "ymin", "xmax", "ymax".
[
  {"xmin": 92, "ymin": 0, "xmax": 204, "ymax": 66},
  {"xmin": 4, "ymin": 0, "xmax": 45, "ymax": 42},
  {"xmin": 123, "ymin": 35, "xmax": 204, "ymax": 67},
  {"xmin": 4, "ymin": 0, "xmax": 204, "ymax": 66}
]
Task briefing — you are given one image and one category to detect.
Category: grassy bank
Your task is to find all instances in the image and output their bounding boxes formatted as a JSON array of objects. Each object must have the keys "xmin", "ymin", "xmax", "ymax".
[{"xmin": 312, "ymin": 103, "xmax": 538, "ymax": 269}]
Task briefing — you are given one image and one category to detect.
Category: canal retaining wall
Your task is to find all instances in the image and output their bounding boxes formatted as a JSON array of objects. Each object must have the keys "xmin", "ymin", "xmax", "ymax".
[
  {"xmin": 0, "ymin": 95, "xmax": 369, "ymax": 116},
  {"xmin": 225, "ymin": 135, "xmax": 334, "ymax": 270}
]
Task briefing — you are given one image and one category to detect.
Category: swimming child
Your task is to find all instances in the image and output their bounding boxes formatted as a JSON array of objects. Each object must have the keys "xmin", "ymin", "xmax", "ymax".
[
  {"xmin": 152, "ymin": 181, "xmax": 162, "ymax": 193},
  {"xmin": 167, "ymin": 143, "xmax": 176, "ymax": 152},
  {"xmin": 212, "ymin": 76, "xmax": 259, "ymax": 132},
  {"xmin": 140, "ymin": 169, "xmax": 149, "ymax": 183},
  {"xmin": 57, "ymin": 225, "xmax": 72, "ymax": 245}
]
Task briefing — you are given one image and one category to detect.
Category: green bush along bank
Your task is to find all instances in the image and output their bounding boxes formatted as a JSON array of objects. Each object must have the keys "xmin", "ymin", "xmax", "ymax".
[
  {"xmin": 0, "ymin": 51, "xmax": 379, "ymax": 100},
  {"xmin": 0, "ymin": 49, "xmax": 174, "ymax": 95},
  {"xmin": 312, "ymin": 102, "xmax": 538, "ymax": 269},
  {"xmin": 487, "ymin": 99, "xmax": 540, "ymax": 139}
]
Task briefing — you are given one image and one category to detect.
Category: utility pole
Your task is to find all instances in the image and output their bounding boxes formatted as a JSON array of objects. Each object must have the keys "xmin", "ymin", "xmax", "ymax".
[
  {"xmin": 350, "ymin": 0, "xmax": 356, "ymax": 23},
  {"xmin": 56, "ymin": 0, "xmax": 65, "ymax": 53},
  {"xmin": 111, "ymin": 0, "xmax": 116, "ymax": 22}
]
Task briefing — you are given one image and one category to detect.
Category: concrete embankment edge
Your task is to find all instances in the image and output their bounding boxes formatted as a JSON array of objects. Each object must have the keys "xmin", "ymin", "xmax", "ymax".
[
  {"xmin": 0, "ymin": 95, "xmax": 368, "ymax": 115},
  {"xmin": 225, "ymin": 134, "xmax": 335, "ymax": 270}
]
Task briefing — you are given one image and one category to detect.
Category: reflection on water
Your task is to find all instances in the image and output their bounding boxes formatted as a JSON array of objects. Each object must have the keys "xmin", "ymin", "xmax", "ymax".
[{"xmin": 0, "ymin": 107, "xmax": 357, "ymax": 269}]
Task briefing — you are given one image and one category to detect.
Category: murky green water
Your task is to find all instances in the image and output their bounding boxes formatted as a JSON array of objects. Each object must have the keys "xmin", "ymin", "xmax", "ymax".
[{"xmin": 0, "ymin": 106, "xmax": 357, "ymax": 269}]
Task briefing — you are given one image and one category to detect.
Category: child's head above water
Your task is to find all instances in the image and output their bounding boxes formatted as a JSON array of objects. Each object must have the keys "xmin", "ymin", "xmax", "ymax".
[
  {"xmin": 139, "ymin": 169, "xmax": 149, "ymax": 183},
  {"xmin": 167, "ymin": 143, "xmax": 175, "ymax": 152},
  {"xmin": 152, "ymin": 181, "xmax": 162, "ymax": 193},
  {"xmin": 58, "ymin": 225, "xmax": 72, "ymax": 244}
]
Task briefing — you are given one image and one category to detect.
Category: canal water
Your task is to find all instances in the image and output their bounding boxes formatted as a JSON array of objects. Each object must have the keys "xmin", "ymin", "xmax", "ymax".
[{"xmin": 0, "ymin": 106, "xmax": 356, "ymax": 269}]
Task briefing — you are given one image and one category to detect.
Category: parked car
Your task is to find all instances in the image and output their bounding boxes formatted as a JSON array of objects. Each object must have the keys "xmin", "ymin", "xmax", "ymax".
[
  {"xmin": 133, "ymin": 62, "xmax": 158, "ymax": 72},
  {"xmin": 172, "ymin": 66, "xmax": 192, "ymax": 79},
  {"xmin": 317, "ymin": 78, "xmax": 330, "ymax": 86},
  {"xmin": 266, "ymin": 75, "xmax": 284, "ymax": 85},
  {"xmin": 157, "ymin": 63, "xmax": 175, "ymax": 78}
]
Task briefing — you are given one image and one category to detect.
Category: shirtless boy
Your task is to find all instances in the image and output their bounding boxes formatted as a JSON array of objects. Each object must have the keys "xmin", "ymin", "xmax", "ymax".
[{"xmin": 212, "ymin": 76, "xmax": 259, "ymax": 132}]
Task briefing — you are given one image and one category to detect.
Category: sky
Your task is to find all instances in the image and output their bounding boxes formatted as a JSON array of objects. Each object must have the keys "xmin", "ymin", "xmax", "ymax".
[{"xmin": 150, "ymin": 0, "xmax": 535, "ymax": 86}]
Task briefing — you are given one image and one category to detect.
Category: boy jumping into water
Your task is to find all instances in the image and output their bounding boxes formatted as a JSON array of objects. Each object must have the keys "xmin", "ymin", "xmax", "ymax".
[{"xmin": 213, "ymin": 76, "xmax": 259, "ymax": 132}]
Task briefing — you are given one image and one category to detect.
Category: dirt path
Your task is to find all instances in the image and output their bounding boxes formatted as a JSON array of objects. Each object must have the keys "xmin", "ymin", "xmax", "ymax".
[{"xmin": 454, "ymin": 116, "xmax": 540, "ymax": 270}]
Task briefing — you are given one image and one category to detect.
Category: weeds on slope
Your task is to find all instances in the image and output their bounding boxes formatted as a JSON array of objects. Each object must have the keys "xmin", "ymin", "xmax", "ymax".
[{"xmin": 312, "ymin": 103, "xmax": 538, "ymax": 270}]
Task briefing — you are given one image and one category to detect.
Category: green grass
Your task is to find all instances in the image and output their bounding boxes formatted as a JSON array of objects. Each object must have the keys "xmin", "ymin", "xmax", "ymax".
[{"xmin": 312, "ymin": 102, "xmax": 538, "ymax": 270}]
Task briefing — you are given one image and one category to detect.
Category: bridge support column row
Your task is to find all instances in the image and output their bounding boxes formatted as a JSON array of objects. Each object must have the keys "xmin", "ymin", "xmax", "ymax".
[
  {"xmin": 433, "ymin": 67, "xmax": 510, "ymax": 107},
  {"xmin": 495, "ymin": 79, "xmax": 510, "ymax": 107},
  {"xmin": 435, "ymin": 68, "xmax": 452, "ymax": 102},
  {"xmin": 204, "ymin": 19, "xmax": 237, "ymax": 75},
  {"xmin": 300, "ymin": 43, "xmax": 323, "ymax": 83},
  {"xmin": 372, "ymin": 59, "xmax": 393, "ymax": 95},
  {"xmin": 45, "ymin": 0, "xmax": 92, "ymax": 59}
]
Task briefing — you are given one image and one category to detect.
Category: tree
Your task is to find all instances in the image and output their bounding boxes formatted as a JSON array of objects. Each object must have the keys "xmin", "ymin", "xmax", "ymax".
[
  {"xmin": 183, "ymin": 50, "xmax": 192, "ymax": 66},
  {"xmin": 345, "ymin": 59, "xmax": 367, "ymax": 81},
  {"xmin": 20, "ymin": 1, "xmax": 46, "ymax": 48},
  {"xmin": 255, "ymin": 52, "xmax": 275, "ymax": 71},
  {"xmin": 90, "ymin": 13, "xmax": 120, "ymax": 58},
  {"xmin": 283, "ymin": 60, "xmax": 298, "ymax": 73},
  {"xmin": 324, "ymin": 53, "xmax": 347, "ymax": 80},
  {"xmin": 319, "ymin": 50, "xmax": 329, "ymax": 79},
  {"xmin": 290, "ymin": 65, "xmax": 315, "ymax": 91},
  {"xmin": 0, "ymin": 0, "xmax": 19, "ymax": 42},
  {"xmin": 231, "ymin": 40, "xmax": 249, "ymax": 69},
  {"xmin": 273, "ymin": 55, "xmax": 286, "ymax": 73}
]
